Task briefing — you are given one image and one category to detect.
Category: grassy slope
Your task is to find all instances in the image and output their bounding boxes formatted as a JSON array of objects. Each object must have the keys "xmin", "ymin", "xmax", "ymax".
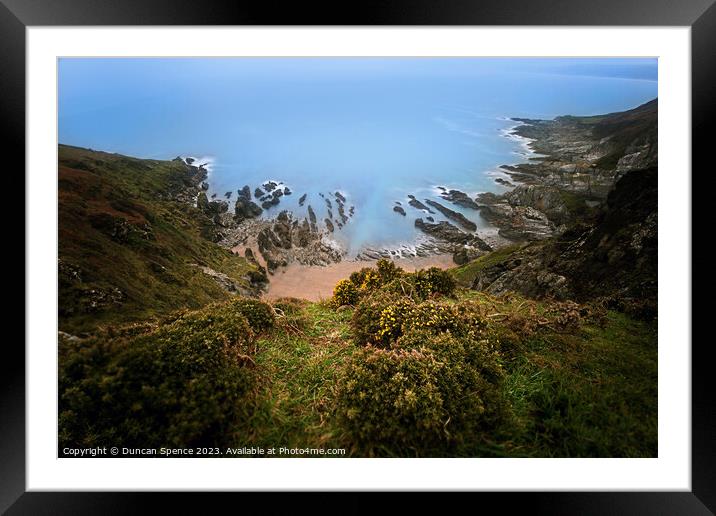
[
  {"xmin": 58, "ymin": 145, "xmax": 257, "ymax": 333},
  {"xmin": 237, "ymin": 291, "xmax": 656, "ymax": 457}
]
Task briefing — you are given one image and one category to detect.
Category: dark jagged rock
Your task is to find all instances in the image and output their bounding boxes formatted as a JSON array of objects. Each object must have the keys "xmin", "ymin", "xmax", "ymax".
[
  {"xmin": 200, "ymin": 182, "xmax": 209, "ymax": 191},
  {"xmin": 295, "ymin": 219, "xmax": 313, "ymax": 247},
  {"xmin": 414, "ymin": 218, "xmax": 491, "ymax": 251},
  {"xmin": 209, "ymin": 200, "xmax": 229, "ymax": 215},
  {"xmin": 325, "ymin": 198, "xmax": 332, "ymax": 209},
  {"xmin": 396, "ymin": 201, "xmax": 402, "ymax": 206},
  {"xmin": 426, "ymin": 216, "xmax": 434, "ymax": 222},
  {"xmin": 238, "ymin": 185, "xmax": 251, "ymax": 200},
  {"xmin": 349, "ymin": 206, "xmax": 355, "ymax": 216},
  {"xmin": 307, "ymin": 205, "xmax": 317, "ymax": 232},
  {"xmin": 211, "ymin": 193, "xmax": 217, "ymax": 199},
  {"xmin": 393, "ymin": 205, "xmax": 406, "ymax": 216},
  {"xmin": 225, "ymin": 191, "xmax": 232, "ymax": 199},
  {"xmin": 261, "ymin": 197, "xmax": 280, "ymax": 210},
  {"xmin": 254, "ymin": 187, "xmax": 264, "ymax": 198},
  {"xmin": 283, "ymin": 187, "xmax": 292, "ymax": 195},
  {"xmin": 243, "ymin": 248, "xmax": 268, "ymax": 283},
  {"xmin": 425, "ymin": 200, "xmax": 477, "ymax": 231},
  {"xmin": 273, "ymin": 189, "xmax": 284, "ymax": 199},
  {"xmin": 263, "ymin": 181, "xmax": 278, "ymax": 192},
  {"xmin": 407, "ymin": 195, "xmax": 434, "ymax": 214},
  {"xmin": 234, "ymin": 196, "xmax": 262, "ymax": 223},
  {"xmin": 337, "ymin": 204, "xmax": 348, "ymax": 224},
  {"xmin": 335, "ymin": 191, "xmax": 346, "ymax": 203},
  {"xmin": 440, "ymin": 189, "xmax": 480, "ymax": 210},
  {"xmin": 185, "ymin": 157, "xmax": 195, "ymax": 165},
  {"xmin": 495, "ymin": 178, "xmax": 513, "ymax": 187},
  {"xmin": 327, "ymin": 208, "xmax": 333, "ymax": 219},
  {"xmin": 273, "ymin": 212, "xmax": 293, "ymax": 249},
  {"xmin": 325, "ymin": 218, "xmax": 335, "ymax": 232},
  {"xmin": 257, "ymin": 228, "xmax": 288, "ymax": 271},
  {"xmin": 298, "ymin": 193, "xmax": 307, "ymax": 206},
  {"xmin": 198, "ymin": 192, "xmax": 229, "ymax": 217},
  {"xmin": 251, "ymin": 211, "xmax": 343, "ymax": 273}
]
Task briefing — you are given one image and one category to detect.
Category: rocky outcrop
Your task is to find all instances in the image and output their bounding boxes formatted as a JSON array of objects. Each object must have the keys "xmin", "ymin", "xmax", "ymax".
[
  {"xmin": 425, "ymin": 200, "xmax": 477, "ymax": 231},
  {"xmin": 393, "ymin": 205, "xmax": 406, "ymax": 216},
  {"xmin": 234, "ymin": 196, "xmax": 262, "ymax": 223},
  {"xmin": 407, "ymin": 195, "xmax": 434, "ymax": 214},
  {"xmin": 261, "ymin": 196, "xmax": 281, "ymax": 210},
  {"xmin": 505, "ymin": 99, "xmax": 657, "ymax": 192},
  {"xmin": 414, "ymin": 218, "xmax": 492, "ymax": 253},
  {"xmin": 238, "ymin": 185, "xmax": 251, "ymax": 200},
  {"xmin": 475, "ymin": 99, "xmax": 657, "ymax": 244},
  {"xmin": 194, "ymin": 264, "xmax": 265, "ymax": 297},
  {"xmin": 299, "ymin": 193, "xmax": 307, "ymax": 206},
  {"xmin": 439, "ymin": 189, "xmax": 480, "ymax": 210},
  {"xmin": 470, "ymin": 167, "xmax": 657, "ymax": 308},
  {"xmin": 253, "ymin": 211, "xmax": 343, "ymax": 272},
  {"xmin": 476, "ymin": 191, "xmax": 556, "ymax": 242},
  {"xmin": 307, "ymin": 205, "xmax": 318, "ymax": 232}
]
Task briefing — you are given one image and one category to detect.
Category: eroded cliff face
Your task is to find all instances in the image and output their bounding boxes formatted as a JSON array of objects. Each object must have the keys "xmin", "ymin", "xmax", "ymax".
[
  {"xmin": 474, "ymin": 99, "xmax": 657, "ymax": 243},
  {"xmin": 467, "ymin": 167, "xmax": 657, "ymax": 312}
]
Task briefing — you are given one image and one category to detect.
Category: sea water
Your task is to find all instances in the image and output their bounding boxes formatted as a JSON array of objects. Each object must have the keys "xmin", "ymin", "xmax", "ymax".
[{"xmin": 59, "ymin": 58, "xmax": 657, "ymax": 254}]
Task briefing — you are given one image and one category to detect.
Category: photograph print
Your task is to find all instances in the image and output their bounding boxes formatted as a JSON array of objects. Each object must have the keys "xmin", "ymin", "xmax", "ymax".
[{"xmin": 57, "ymin": 57, "xmax": 658, "ymax": 458}]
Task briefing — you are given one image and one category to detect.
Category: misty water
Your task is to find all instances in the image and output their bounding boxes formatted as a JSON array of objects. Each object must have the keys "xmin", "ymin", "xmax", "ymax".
[{"xmin": 59, "ymin": 58, "xmax": 657, "ymax": 254}]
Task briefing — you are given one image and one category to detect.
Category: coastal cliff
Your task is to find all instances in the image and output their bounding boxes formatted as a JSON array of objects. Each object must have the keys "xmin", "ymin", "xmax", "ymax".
[
  {"xmin": 455, "ymin": 99, "xmax": 658, "ymax": 312},
  {"xmin": 58, "ymin": 145, "xmax": 267, "ymax": 333}
]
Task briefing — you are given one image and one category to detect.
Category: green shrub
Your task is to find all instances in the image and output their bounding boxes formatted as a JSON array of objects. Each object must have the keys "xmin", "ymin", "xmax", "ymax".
[
  {"xmin": 348, "ymin": 267, "xmax": 371, "ymax": 288},
  {"xmin": 379, "ymin": 267, "xmax": 456, "ymax": 301},
  {"xmin": 332, "ymin": 278, "xmax": 360, "ymax": 307},
  {"xmin": 337, "ymin": 331, "xmax": 507, "ymax": 454},
  {"xmin": 348, "ymin": 259, "xmax": 404, "ymax": 293},
  {"xmin": 376, "ymin": 258, "xmax": 404, "ymax": 284},
  {"xmin": 59, "ymin": 301, "xmax": 258, "ymax": 449},
  {"xmin": 358, "ymin": 269, "xmax": 382, "ymax": 292},
  {"xmin": 412, "ymin": 267, "xmax": 456, "ymax": 299},
  {"xmin": 377, "ymin": 298, "xmax": 415, "ymax": 343},
  {"xmin": 402, "ymin": 300, "xmax": 462, "ymax": 336},
  {"xmin": 351, "ymin": 291, "xmax": 405, "ymax": 346},
  {"xmin": 228, "ymin": 297, "xmax": 275, "ymax": 333}
]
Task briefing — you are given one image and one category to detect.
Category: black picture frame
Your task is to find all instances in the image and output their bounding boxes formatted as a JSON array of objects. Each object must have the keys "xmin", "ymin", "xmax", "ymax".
[{"xmin": 3, "ymin": 0, "xmax": 711, "ymax": 513}]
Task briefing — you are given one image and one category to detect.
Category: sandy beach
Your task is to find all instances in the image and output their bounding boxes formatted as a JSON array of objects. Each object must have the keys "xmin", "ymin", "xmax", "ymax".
[{"xmin": 262, "ymin": 254, "xmax": 455, "ymax": 301}]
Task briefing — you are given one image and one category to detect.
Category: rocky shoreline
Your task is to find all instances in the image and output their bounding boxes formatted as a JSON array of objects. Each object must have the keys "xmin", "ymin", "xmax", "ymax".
[
  {"xmin": 472, "ymin": 100, "xmax": 657, "ymax": 242},
  {"xmin": 181, "ymin": 99, "xmax": 657, "ymax": 282}
]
